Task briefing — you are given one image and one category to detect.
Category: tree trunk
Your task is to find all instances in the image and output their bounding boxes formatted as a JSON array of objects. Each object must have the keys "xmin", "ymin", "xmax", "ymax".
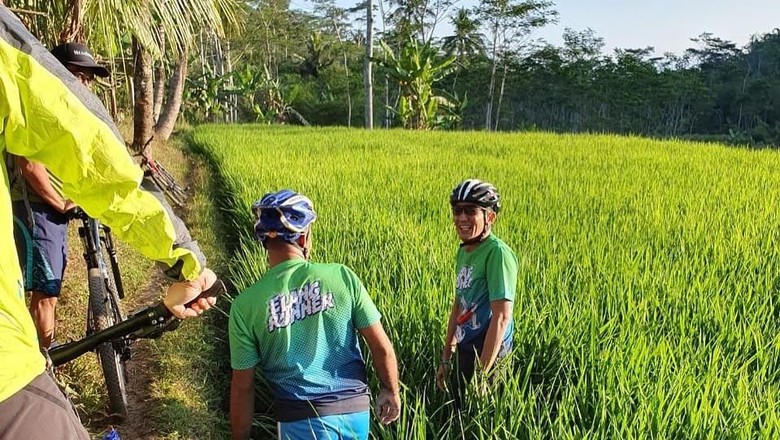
[
  {"xmin": 152, "ymin": 26, "xmax": 166, "ymax": 123},
  {"xmin": 378, "ymin": 0, "xmax": 390, "ymax": 128},
  {"xmin": 59, "ymin": 0, "xmax": 84, "ymax": 43},
  {"xmin": 364, "ymin": 0, "xmax": 374, "ymax": 129},
  {"xmin": 494, "ymin": 61, "xmax": 509, "ymax": 130},
  {"xmin": 384, "ymin": 75, "xmax": 390, "ymax": 128},
  {"xmin": 108, "ymin": 79, "xmax": 118, "ymax": 120},
  {"xmin": 155, "ymin": 54, "xmax": 188, "ymax": 141},
  {"xmin": 485, "ymin": 26, "xmax": 499, "ymax": 130},
  {"xmin": 152, "ymin": 60, "xmax": 166, "ymax": 123},
  {"xmin": 132, "ymin": 37, "xmax": 154, "ymax": 153},
  {"xmin": 225, "ymin": 40, "xmax": 237, "ymax": 123}
]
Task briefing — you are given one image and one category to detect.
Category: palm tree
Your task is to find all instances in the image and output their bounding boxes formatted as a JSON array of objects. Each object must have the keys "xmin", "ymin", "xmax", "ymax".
[
  {"xmin": 441, "ymin": 8, "xmax": 484, "ymax": 60},
  {"xmin": 7, "ymin": 0, "xmax": 242, "ymax": 147},
  {"xmin": 440, "ymin": 8, "xmax": 484, "ymax": 89}
]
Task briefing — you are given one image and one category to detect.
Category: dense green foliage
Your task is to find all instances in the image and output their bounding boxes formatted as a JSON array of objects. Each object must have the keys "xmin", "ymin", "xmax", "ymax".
[
  {"xmin": 192, "ymin": 125, "xmax": 780, "ymax": 438},
  {"xmin": 189, "ymin": 1, "xmax": 780, "ymax": 146},
  {"xmin": 451, "ymin": 30, "xmax": 780, "ymax": 144}
]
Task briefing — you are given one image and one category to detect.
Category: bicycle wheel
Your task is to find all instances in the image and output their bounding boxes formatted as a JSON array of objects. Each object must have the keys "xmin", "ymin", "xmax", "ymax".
[{"xmin": 88, "ymin": 267, "xmax": 129, "ymax": 420}]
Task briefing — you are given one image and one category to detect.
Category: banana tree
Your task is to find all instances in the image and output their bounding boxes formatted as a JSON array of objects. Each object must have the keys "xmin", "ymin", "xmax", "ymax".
[{"xmin": 376, "ymin": 38, "xmax": 458, "ymax": 129}]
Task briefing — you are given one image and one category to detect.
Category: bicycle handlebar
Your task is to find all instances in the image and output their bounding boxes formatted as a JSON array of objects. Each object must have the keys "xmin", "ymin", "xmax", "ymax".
[
  {"xmin": 66, "ymin": 206, "xmax": 88, "ymax": 221},
  {"xmin": 49, "ymin": 279, "xmax": 227, "ymax": 367}
]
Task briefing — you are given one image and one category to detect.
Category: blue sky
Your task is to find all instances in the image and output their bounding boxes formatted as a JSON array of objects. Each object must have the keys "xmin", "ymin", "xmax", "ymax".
[
  {"xmin": 535, "ymin": 0, "xmax": 780, "ymax": 55},
  {"xmin": 296, "ymin": 0, "xmax": 780, "ymax": 56}
]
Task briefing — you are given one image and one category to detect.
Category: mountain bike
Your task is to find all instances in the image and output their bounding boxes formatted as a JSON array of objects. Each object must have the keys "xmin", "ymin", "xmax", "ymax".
[
  {"xmin": 134, "ymin": 138, "xmax": 189, "ymax": 208},
  {"xmin": 141, "ymin": 155, "xmax": 188, "ymax": 208},
  {"xmin": 49, "ymin": 279, "xmax": 226, "ymax": 365},
  {"xmin": 64, "ymin": 207, "xmax": 130, "ymax": 418},
  {"xmin": 47, "ymin": 239, "xmax": 226, "ymax": 419}
]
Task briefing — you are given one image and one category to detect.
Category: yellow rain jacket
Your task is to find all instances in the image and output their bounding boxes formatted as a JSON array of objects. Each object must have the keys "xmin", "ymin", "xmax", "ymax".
[{"xmin": 0, "ymin": 6, "xmax": 202, "ymax": 403}]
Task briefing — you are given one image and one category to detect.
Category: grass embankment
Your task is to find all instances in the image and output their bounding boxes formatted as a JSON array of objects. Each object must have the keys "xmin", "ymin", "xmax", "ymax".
[
  {"xmin": 57, "ymin": 135, "xmax": 231, "ymax": 439},
  {"xmin": 191, "ymin": 125, "xmax": 780, "ymax": 439}
]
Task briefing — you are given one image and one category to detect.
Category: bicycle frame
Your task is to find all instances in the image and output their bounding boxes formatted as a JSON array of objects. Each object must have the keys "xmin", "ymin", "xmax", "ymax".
[
  {"xmin": 49, "ymin": 280, "xmax": 226, "ymax": 366},
  {"xmin": 72, "ymin": 209, "xmax": 125, "ymax": 299},
  {"xmin": 135, "ymin": 141, "xmax": 189, "ymax": 208}
]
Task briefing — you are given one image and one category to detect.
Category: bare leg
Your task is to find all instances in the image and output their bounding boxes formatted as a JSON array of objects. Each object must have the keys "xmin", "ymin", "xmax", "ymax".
[{"xmin": 29, "ymin": 292, "xmax": 58, "ymax": 348}]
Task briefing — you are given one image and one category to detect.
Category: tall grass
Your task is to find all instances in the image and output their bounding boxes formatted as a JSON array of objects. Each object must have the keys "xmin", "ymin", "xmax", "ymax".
[{"xmin": 192, "ymin": 125, "xmax": 780, "ymax": 439}]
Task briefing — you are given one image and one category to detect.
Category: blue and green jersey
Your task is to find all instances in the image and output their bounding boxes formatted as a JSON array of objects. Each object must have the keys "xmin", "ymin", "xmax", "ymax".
[
  {"xmin": 229, "ymin": 258, "xmax": 381, "ymax": 421},
  {"xmin": 454, "ymin": 234, "xmax": 518, "ymax": 352}
]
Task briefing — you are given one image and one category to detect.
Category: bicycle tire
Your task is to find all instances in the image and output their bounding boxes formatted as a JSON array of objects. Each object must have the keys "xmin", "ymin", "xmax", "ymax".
[{"xmin": 88, "ymin": 267, "xmax": 129, "ymax": 420}]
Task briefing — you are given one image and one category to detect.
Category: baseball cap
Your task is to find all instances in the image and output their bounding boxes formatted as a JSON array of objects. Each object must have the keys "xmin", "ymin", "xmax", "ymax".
[{"xmin": 51, "ymin": 42, "xmax": 110, "ymax": 77}]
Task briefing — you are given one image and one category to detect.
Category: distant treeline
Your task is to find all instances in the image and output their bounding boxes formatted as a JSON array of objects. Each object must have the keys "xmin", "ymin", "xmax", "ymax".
[
  {"xmin": 448, "ymin": 29, "xmax": 780, "ymax": 146},
  {"xmin": 190, "ymin": 2, "xmax": 780, "ymax": 146}
]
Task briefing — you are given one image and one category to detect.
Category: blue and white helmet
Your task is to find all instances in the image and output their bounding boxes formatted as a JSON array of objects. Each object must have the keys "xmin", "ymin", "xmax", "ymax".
[{"xmin": 252, "ymin": 189, "xmax": 317, "ymax": 244}]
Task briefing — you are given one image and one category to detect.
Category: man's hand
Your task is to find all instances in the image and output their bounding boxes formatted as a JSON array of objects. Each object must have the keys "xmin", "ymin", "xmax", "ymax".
[
  {"xmin": 61, "ymin": 199, "xmax": 76, "ymax": 213},
  {"xmin": 375, "ymin": 388, "xmax": 401, "ymax": 425},
  {"xmin": 163, "ymin": 268, "xmax": 218, "ymax": 318},
  {"xmin": 435, "ymin": 362, "xmax": 449, "ymax": 391}
]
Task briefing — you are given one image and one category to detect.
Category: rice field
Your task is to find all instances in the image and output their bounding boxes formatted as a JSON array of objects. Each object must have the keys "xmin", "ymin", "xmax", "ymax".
[{"xmin": 191, "ymin": 125, "xmax": 780, "ymax": 439}]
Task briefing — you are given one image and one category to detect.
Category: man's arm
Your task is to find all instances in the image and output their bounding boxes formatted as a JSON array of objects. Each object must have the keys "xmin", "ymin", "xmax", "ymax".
[
  {"xmin": 440, "ymin": 298, "xmax": 461, "ymax": 362},
  {"xmin": 358, "ymin": 321, "xmax": 401, "ymax": 424},
  {"xmin": 16, "ymin": 157, "xmax": 72, "ymax": 212},
  {"xmin": 230, "ymin": 368, "xmax": 255, "ymax": 440},
  {"xmin": 163, "ymin": 268, "xmax": 217, "ymax": 318},
  {"xmin": 435, "ymin": 297, "xmax": 461, "ymax": 391},
  {"xmin": 477, "ymin": 299, "xmax": 513, "ymax": 373}
]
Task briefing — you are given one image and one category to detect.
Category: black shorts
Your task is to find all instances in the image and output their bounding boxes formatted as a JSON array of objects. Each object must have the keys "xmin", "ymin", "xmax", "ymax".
[{"xmin": 450, "ymin": 336, "xmax": 512, "ymax": 408}]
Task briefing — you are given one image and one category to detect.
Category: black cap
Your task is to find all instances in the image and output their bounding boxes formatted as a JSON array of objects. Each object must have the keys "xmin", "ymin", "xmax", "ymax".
[{"xmin": 51, "ymin": 42, "xmax": 110, "ymax": 77}]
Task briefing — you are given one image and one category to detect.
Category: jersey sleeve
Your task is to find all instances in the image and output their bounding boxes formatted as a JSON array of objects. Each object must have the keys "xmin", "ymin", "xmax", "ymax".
[
  {"xmin": 0, "ymin": 7, "xmax": 201, "ymax": 281},
  {"xmin": 344, "ymin": 266, "xmax": 381, "ymax": 329},
  {"xmin": 229, "ymin": 299, "xmax": 260, "ymax": 370},
  {"xmin": 486, "ymin": 244, "xmax": 518, "ymax": 302}
]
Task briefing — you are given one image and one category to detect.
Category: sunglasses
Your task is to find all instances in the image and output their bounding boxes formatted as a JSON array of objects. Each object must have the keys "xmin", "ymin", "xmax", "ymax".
[{"xmin": 452, "ymin": 205, "xmax": 484, "ymax": 216}]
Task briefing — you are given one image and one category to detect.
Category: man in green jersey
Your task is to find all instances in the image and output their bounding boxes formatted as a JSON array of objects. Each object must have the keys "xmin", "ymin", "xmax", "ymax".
[
  {"xmin": 229, "ymin": 189, "xmax": 400, "ymax": 440},
  {"xmin": 435, "ymin": 179, "xmax": 518, "ymax": 407}
]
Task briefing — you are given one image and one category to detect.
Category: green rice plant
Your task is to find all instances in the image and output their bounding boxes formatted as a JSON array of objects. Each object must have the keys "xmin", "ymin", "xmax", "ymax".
[{"xmin": 191, "ymin": 125, "xmax": 780, "ymax": 439}]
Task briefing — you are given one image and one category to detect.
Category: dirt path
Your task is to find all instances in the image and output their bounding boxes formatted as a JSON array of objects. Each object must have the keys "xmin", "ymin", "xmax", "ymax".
[
  {"xmin": 112, "ymin": 276, "xmax": 167, "ymax": 440},
  {"xmin": 85, "ymin": 153, "xmax": 198, "ymax": 440}
]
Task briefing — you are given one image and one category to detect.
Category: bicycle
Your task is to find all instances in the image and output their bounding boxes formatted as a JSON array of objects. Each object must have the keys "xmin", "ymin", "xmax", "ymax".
[
  {"xmin": 65, "ymin": 207, "xmax": 130, "ymax": 418},
  {"xmin": 134, "ymin": 138, "xmax": 189, "ymax": 208},
  {"xmin": 48, "ymin": 279, "xmax": 226, "ymax": 416},
  {"xmin": 49, "ymin": 278, "xmax": 226, "ymax": 365},
  {"xmin": 141, "ymin": 156, "xmax": 189, "ymax": 208}
]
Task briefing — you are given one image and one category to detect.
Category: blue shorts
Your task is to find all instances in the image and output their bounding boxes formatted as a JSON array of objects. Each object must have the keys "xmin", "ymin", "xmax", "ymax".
[
  {"xmin": 277, "ymin": 411, "xmax": 369, "ymax": 440},
  {"xmin": 12, "ymin": 201, "xmax": 69, "ymax": 296}
]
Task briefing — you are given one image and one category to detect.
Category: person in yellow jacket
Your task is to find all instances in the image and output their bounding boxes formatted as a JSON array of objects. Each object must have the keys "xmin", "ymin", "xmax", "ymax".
[
  {"xmin": 0, "ymin": 5, "xmax": 216, "ymax": 438},
  {"xmin": 9, "ymin": 41, "xmax": 110, "ymax": 350}
]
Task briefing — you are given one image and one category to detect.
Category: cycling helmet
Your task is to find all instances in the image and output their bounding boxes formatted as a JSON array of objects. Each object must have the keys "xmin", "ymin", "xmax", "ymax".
[
  {"xmin": 450, "ymin": 179, "xmax": 501, "ymax": 213},
  {"xmin": 252, "ymin": 189, "xmax": 317, "ymax": 245}
]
